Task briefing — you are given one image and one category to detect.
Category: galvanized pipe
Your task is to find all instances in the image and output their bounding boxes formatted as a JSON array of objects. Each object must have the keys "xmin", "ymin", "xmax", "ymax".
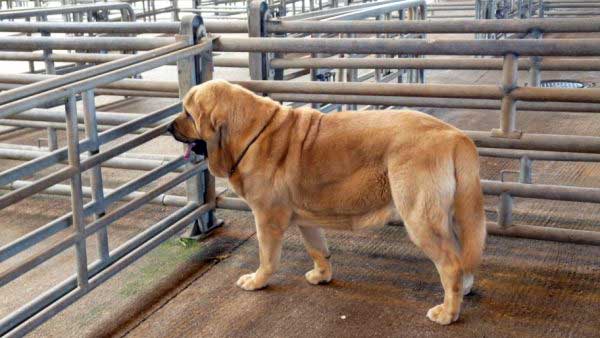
[
  {"xmin": 214, "ymin": 37, "xmax": 600, "ymax": 56},
  {"xmin": 0, "ymin": 147, "xmax": 184, "ymax": 172},
  {"xmin": 0, "ymin": 73, "xmax": 179, "ymax": 97},
  {"xmin": 0, "ymin": 36, "xmax": 175, "ymax": 52},
  {"xmin": 64, "ymin": 94, "xmax": 89, "ymax": 289},
  {"xmin": 235, "ymin": 80, "xmax": 600, "ymax": 103},
  {"xmin": 1, "ymin": 180, "xmax": 188, "ymax": 207},
  {"xmin": 495, "ymin": 53, "xmax": 520, "ymax": 137},
  {"xmin": 0, "ymin": 41, "xmax": 187, "ymax": 107},
  {"xmin": 487, "ymin": 222, "xmax": 600, "ymax": 245},
  {"xmin": 270, "ymin": 93, "xmax": 600, "ymax": 113},
  {"xmin": 0, "ymin": 19, "xmax": 246, "ymax": 34},
  {"xmin": 270, "ymin": 57, "xmax": 600, "ymax": 71},
  {"xmin": 267, "ymin": 17, "xmax": 600, "ymax": 33},
  {"xmin": 0, "ymin": 42, "xmax": 209, "ymax": 119},
  {"xmin": 0, "ymin": 3, "xmax": 135, "ymax": 21},
  {"xmin": 467, "ymin": 130, "xmax": 600, "ymax": 154}
]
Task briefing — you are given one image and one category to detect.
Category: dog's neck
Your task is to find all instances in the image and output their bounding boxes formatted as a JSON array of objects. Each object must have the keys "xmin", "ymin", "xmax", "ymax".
[{"xmin": 228, "ymin": 108, "xmax": 279, "ymax": 177}]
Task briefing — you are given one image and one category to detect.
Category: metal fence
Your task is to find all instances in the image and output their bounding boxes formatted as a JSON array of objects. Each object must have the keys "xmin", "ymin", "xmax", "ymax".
[
  {"xmin": 0, "ymin": 15, "xmax": 217, "ymax": 337},
  {"xmin": 207, "ymin": 7, "xmax": 600, "ymax": 247},
  {"xmin": 2, "ymin": 3, "xmax": 600, "ymax": 336}
]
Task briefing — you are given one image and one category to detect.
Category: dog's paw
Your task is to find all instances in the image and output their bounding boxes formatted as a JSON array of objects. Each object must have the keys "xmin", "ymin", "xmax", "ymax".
[
  {"xmin": 426, "ymin": 304, "xmax": 459, "ymax": 325},
  {"xmin": 463, "ymin": 274, "xmax": 474, "ymax": 295},
  {"xmin": 236, "ymin": 273, "xmax": 266, "ymax": 291},
  {"xmin": 305, "ymin": 268, "xmax": 332, "ymax": 285}
]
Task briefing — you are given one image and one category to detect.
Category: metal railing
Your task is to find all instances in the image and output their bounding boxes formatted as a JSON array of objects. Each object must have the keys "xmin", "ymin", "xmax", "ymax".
[
  {"xmin": 208, "ymin": 9, "xmax": 600, "ymax": 247},
  {"xmin": 0, "ymin": 15, "xmax": 217, "ymax": 337},
  {"xmin": 2, "ymin": 5, "xmax": 600, "ymax": 336}
]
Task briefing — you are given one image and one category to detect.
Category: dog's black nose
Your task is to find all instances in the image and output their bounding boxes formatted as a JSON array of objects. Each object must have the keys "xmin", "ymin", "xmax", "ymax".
[{"xmin": 167, "ymin": 123, "xmax": 174, "ymax": 134}]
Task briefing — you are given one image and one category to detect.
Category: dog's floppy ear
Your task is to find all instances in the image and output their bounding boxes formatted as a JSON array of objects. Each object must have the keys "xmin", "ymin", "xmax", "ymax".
[{"xmin": 201, "ymin": 81, "xmax": 235, "ymax": 177}]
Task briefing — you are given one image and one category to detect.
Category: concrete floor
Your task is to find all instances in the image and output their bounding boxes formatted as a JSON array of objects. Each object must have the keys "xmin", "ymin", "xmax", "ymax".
[{"xmin": 1, "ymin": 32, "xmax": 600, "ymax": 337}]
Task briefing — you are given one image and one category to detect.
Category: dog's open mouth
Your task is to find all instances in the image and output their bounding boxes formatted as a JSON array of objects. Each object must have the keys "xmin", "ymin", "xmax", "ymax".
[{"xmin": 184, "ymin": 140, "xmax": 208, "ymax": 160}]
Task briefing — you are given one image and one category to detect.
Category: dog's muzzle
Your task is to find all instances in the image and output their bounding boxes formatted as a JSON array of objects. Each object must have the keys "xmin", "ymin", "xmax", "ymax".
[{"xmin": 167, "ymin": 123, "xmax": 207, "ymax": 159}]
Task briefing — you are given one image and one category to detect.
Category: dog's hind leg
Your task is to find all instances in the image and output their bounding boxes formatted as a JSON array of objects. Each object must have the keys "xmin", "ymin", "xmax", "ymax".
[
  {"xmin": 389, "ymin": 163, "xmax": 464, "ymax": 325},
  {"xmin": 299, "ymin": 226, "xmax": 332, "ymax": 285},
  {"xmin": 237, "ymin": 208, "xmax": 290, "ymax": 291}
]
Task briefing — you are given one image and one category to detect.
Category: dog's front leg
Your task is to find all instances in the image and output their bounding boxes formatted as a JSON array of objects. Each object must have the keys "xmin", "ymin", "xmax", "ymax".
[
  {"xmin": 236, "ymin": 210, "xmax": 289, "ymax": 291},
  {"xmin": 299, "ymin": 226, "xmax": 332, "ymax": 285}
]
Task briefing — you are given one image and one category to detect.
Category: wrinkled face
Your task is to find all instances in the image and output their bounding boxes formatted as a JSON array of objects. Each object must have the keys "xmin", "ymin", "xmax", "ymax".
[{"xmin": 168, "ymin": 81, "xmax": 225, "ymax": 158}]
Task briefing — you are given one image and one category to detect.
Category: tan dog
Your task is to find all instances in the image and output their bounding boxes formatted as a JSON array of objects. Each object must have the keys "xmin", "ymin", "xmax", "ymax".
[{"xmin": 168, "ymin": 79, "xmax": 486, "ymax": 325}]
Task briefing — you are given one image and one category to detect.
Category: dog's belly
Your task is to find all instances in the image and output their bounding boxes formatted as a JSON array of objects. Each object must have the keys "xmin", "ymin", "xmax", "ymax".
[{"xmin": 292, "ymin": 203, "xmax": 400, "ymax": 231}]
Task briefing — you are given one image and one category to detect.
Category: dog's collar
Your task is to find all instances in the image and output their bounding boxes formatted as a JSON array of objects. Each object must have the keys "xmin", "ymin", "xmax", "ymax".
[{"xmin": 229, "ymin": 109, "xmax": 278, "ymax": 177}]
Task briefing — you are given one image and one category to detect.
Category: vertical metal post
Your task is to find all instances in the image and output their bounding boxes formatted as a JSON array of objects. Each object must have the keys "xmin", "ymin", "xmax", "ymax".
[
  {"xmin": 492, "ymin": 53, "xmax": 521, "ymax": 138},
  {"xmin": 519, "ymin": 156, "xmax": 532, "ymax": 184},
  {"xmin": 248, "ymin": 0, "xmax": 271, "ymax": 83},
  {"xmin": 82, "ymin": 90, "xmax": 110, "ymax": 262},
  {"xmin": 398, "ymin": 9, "xmax": 404, "ymax": 84},
  {"xmin": 178, "ymin": 15, "xmax": 218, "ymax": 236},
  {"xmin": 26, "ymin": 17, "xmax": 35, "ymax": 73},
  {"xmin": 528, "ymin": 30, "xmax": 542, "ymax": 87},
  {"xmin": 172, "ymin": 0, "xmax": 180, "ymax": 21},
  {"xmin": 41, "ymin": 31, "xmax": 56, "ymax": 75},
  {"xmin": 497, "ymin": 192, "xmax": 513, "ymax": 227},
  {"xmin": 65, "ymin": 95, "xmax": 89, "ymax": 289},
  {"xmin": 46, "ymin": 127, "xmax": 58, "ymax": 151},
  {"xmin": 418, "ymin": 3, "xmax": 427, "ymax": 83}
]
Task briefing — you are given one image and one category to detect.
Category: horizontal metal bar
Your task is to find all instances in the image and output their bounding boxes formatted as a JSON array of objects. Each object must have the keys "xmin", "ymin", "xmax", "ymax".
[
  {"xmin": 0, "ymin": 21, "xmax": 180, "ymax": 34},
  {"xmin": 234, "ymin": 80, "xmax": 502, "ymax": 99},
  {"xmin": 216, "ymin": 196, "xmax": 251, "ymax": 211},
  {"xmin": 487, "ymin": 222, "xmax": 600, "ymax": 245},
  {"xmin": 270, "ymin": 93, "xmax": 600, "ymax": 113},
  {"xmin": 325, "ymin": 0, "xmax": 424, "ymax": 21},
  {"xmin": 0, "ymin": 41, "xmax": 187, "ymax": 106},
  {"xmin": 270, "ymin": 57, "xmax": 600, "ymax": 71},
  {"xmin": 81, "ymin": 123, "xmax": 170, "ymax": 172},
  {"xmin": 0, "ymin": 51, "xmax": 126, "ymax": 64},
  {"xmin": 1, "ymin": 180, "xmax": 187, "ymax": 207},
  {"xmin": 282, "ymin": 0, "xmax": 409, "ymax": 21},
  {"xmin": 268, "ymin": 18, "xmax": 600, "ymax": 33},
  {"xmin": 0, "ymin": 148, "xmax": 184, "ymax": 172},
  {"xmin": 214, "ymin": 56, "xmax": 250, "ymax": 68},
  {"xmin": 0, "ymin": 73, "xmax": 179, "ymax": 97},
  {"xmin": 0, "ymin": 3, "xmax": 134, "ymax": 20},
  {"xmin": 0, "ymin": 36, "xmax": 175, "ymax": 52},
  {"xmin": 482, "ymin": 179, "xmax": 600, "ymax": 203},
  {"xmin": 214, "ymin": 37, "xmax": 600, "ymax": 56},
  {"xmin": 467, "ymin": 130, "xmax": 600, "ymax": 154},
  {"xmin": 3, "ymin": 107, "xmax": 144, "ymax": 125},
  {"xmin": 236, "ymin": 80, "xmax": 600, "ymax": 103},
  {"xmin": 0, "ymin": 166, "xmax": 76, "ymax": 211},
  {"xmin": 0, "ymin": 41, "xmax": 209, "ymax": 118},
  {"xmin": 478, "ymin": 148, "xmax": 600, "ymax": 161}
]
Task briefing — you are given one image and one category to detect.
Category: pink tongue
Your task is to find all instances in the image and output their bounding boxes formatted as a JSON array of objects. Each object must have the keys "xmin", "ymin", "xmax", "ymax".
[{"xmin": 184, "ymin": 143, "xmax": 193, "ymax": 160}]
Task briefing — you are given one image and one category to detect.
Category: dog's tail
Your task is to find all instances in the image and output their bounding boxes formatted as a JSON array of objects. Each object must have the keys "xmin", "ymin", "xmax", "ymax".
[{"xmin": 453, "ymin": 135, "xmax": 486, "ymax": 274}]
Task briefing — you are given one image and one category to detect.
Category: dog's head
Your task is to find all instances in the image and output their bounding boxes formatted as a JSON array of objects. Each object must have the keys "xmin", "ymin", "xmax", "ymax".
[
  {"xmin": 167, "ymin": 80, "xmax": 230, "ymax": 160},
  {"xmin": 168, "ymin": 79, "xmax": 277, "ymax": 177}
]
